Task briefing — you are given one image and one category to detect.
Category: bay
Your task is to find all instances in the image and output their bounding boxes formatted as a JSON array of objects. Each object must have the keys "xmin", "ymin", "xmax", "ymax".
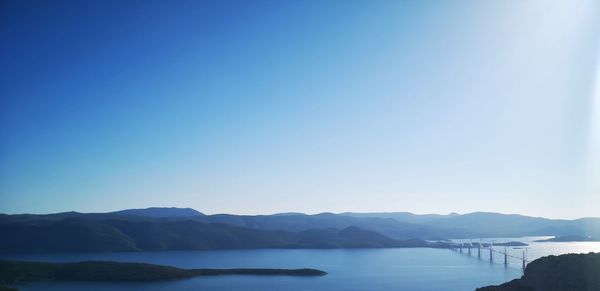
[{"xmin": 3, "ymin": 248, "xmax": 520, "ymax": 291}]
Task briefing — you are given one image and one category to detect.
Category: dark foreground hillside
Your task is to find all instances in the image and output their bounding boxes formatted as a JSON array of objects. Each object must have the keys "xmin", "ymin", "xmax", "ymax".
[{"xmin": 477, "ymin": 253, "xmax": 600, "ymax": 291}]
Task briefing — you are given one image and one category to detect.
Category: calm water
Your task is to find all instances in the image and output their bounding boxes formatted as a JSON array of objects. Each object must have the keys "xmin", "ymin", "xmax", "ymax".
[
  {"xmin": 450, "ymin": 236, "xmax": 600, "ymax": 269},
  {"xmin": 3, "ymin": 248, "xmax": 521, "ymax": 291}
]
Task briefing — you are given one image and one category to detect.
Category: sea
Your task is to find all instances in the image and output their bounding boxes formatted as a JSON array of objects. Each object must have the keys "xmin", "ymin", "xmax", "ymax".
[{"xmin": 2, "ymin": 237, "xmax": 599, "ymax": 291}]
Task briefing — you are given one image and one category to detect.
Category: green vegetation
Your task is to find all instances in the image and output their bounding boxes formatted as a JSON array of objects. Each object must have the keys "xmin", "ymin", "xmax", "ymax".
[
  {"xmin": 477, "ymin": 253, "xmax": 600, "ymax": 291},
  {"xmin": 0, "ymin": 260, "xmax": 326, "ymax": 284}
]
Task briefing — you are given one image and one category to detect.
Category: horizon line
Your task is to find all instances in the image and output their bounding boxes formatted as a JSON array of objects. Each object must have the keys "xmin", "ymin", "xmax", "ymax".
[{"xmin": 2, "ymin": 207, "xmax": 598, "ymax": 221}]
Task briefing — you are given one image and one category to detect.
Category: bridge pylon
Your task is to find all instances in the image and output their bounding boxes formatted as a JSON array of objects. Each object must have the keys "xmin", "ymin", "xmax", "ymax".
[{"xmin": 468, "ymin": 240, "xmax": 472, "ymax": 256}]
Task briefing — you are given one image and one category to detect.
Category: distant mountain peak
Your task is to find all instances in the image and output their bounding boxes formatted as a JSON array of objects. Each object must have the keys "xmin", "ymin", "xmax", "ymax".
[
  {"xmin": 271, "ymin": 212, "xmax": 307, "ymax": 216},
  {"xmin": 111, "ymin": 207, "xmax": 204, "ymax": 218}
]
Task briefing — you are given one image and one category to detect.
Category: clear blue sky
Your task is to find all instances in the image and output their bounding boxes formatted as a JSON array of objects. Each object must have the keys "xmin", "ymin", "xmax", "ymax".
[{"xmin": 1, "ymin": 0, "xmax": 599, "ymax": 218}]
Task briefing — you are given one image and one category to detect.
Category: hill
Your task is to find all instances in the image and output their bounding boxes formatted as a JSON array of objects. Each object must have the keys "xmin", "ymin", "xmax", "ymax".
[
  {"xmin": 196, "ymin": 212, "xmax": 453, "ymax": 240},
  {"xmin": 109, "ymin": 207, "xmax": 204, "ymax": 218},
  {"xmin": 477, "ymin": 253, "xmax": 600, "ymax": 291},
  {"xmin": 535, "ymin": 235, "xmax": 599, "ymax": 242},
  {"xmin": 1, "ymin": 208, "xmax": 600, "ymax": 254},
  {"xmin": 340, "ymin": 211, "xmax": 600, "ymax": 239},
  {"xmin": 340, "ymin": 212, "xmax": 458, "ymax": 224},
  {"xmin": 0, "ymin": 215, "xmax": 430, "ymax": 253}
]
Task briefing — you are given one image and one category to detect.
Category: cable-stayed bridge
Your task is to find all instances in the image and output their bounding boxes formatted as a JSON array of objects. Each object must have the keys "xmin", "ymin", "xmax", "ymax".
[{"xmin": 448, "ymin": 240, "xmax": 528, "ymax": 270}]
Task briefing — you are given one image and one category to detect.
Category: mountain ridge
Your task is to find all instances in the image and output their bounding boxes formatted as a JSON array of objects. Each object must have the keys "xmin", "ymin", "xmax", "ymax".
[{"xmin": 2, "ymin": 207, "xmax": 599, "ymax": 254}]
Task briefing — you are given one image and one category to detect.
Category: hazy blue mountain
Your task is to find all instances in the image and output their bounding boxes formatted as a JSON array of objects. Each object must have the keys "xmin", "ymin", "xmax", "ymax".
[
  {"xmin": 196, "ymin": 213, "xmax": 455, "ymax": 240},
  {"xmin": 340, "ymin": 211, "xmax": 600, "ymax": 239},
  {"xmin": 419, "ymin": 212, "xmax": 557, "ymax": 237},
  {"xmin": 339, "ymin": 212, "xmax": 459, "ymax": 224},
  {"xmin": 2, "ymin": 209, "xmax": 600, "ymax": 254},
  {"xmin": 0, "ymin": 212, "xmax": 84, "ymax": 223},
  {"xmin": 271, "ymin": 212, "xmax": 307, "ymax": 216},
  {"xmin": 0, "ymin": 208, "xmax": 204, "ymax": 224},
  {"xmin": 571, "ymin": 217, "xmax": 600, "ymax": 237},
  {"xmin": 419, "ymin": 212, "xmax": 600, "ymax": 238},
  {"xmin": 0, "ymin": 216, "xmax": 430, "ymax": 254},
  {"xmin": 110, "ymin": 207, "xmax": 204, "ymax": 218}
]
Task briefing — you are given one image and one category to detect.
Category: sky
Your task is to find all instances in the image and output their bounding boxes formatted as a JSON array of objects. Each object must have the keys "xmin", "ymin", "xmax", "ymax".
[{"xmin": 1, "ymin": 0, "xmax": 599, "ymax": 218}]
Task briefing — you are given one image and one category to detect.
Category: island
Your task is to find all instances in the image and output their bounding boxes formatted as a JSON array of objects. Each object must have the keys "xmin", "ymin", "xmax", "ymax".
[
  {"xmin": 534, "ymin": 235, "xmax": 599, "ymax": 242},
  {"xmin": 0, "ymin": 260, "xmax": 327, "ymax": 286},
  {"xmin": 477, "ymin": 252, "xmax": 600, "ymax": 291}
]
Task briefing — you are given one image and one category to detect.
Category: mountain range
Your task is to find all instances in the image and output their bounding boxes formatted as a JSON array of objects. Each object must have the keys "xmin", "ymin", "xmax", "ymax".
[{"xmin": 0, "ymin": 208, "xmax": 598, "ymax": 254}]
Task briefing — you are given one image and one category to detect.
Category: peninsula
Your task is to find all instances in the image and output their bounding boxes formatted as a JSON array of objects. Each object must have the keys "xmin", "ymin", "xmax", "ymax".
[
  {"xmin": 534, "ymin": 235, "xmax": 599, "ymax": 242},
  {"xmin": 0, "ymin": 260, "xmax": 327, "ymax": 285}
]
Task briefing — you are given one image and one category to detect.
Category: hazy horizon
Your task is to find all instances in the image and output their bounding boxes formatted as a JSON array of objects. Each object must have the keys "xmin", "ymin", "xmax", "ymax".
[
  {"xmin": 2, "ymin": 0, "xmax": 600, "ymax": 219},
  {"xmin": 3, "ymin": 206, "xmax": 600, "ymax": 221}
]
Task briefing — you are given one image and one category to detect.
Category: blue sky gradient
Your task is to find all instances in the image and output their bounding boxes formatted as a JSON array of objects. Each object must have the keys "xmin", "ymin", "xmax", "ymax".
[{"xmin": 1, "ymin": 0, "xmax": 599, "ymax": 218}]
